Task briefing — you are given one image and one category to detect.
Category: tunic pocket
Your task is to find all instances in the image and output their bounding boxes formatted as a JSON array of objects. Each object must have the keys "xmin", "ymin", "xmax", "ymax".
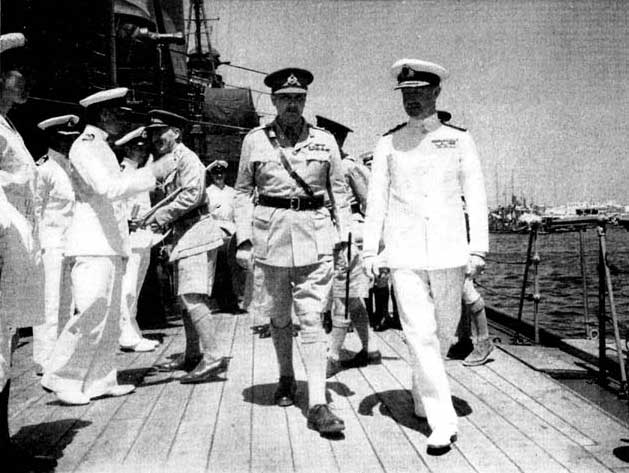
[
  {"xmin": 252, "ymin": 206, "xmax": 273, "ymax": 259},
  {"xmin": 313, "ymin": 211, "xmax": 334, "ymax": 256}
]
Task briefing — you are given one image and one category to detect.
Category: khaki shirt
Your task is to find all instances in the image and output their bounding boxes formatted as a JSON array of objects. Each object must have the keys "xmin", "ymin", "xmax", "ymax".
[
  {"xmin": 235, "ymin": 120, "xmax": 351, "ymax": 267},
  {"xmin": 149, "ymin": 143, "xmax": 223, "ymax": 261}
]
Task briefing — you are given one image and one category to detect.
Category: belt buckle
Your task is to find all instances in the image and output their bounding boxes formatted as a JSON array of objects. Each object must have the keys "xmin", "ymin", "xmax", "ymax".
[{"xmin": 289, "ymin": 197, "xmax": 301, "ymax": 211}]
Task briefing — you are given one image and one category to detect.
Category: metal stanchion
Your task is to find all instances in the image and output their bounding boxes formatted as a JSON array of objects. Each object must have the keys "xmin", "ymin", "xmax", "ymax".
[{"xmin": 578, "ymin": 228, "xmax": 592, "ymax": 339}]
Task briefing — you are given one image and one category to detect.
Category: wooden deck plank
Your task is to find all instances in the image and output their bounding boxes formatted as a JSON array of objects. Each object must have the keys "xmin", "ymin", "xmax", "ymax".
[
  {"xmin": 331, "ymin": 332, "xmax": 429, "ymax": 473},
  {"xmin": 205, "ymin": 314, "xmax": 255, "ymax": 473},
  {"xmin": 449, "ymin": 360, "xmax": 612, "ymax": 473},
  {"xmin": 77, "ymin": 327, "xmax": 190, "ymax": 471},
  {"xmin": 122, "ymin": 316, "xmax": 236, "ymax": 472},
  {"xmin": 487, "ymin": 347, "xmax": 629, "ymax": 443},
  {"xmin": 376, "ymin": 329, "xmax": 563, "ymax": 473},
  {"xmin": 250, "ymin": 320, "xmax": 293, "ymax": 473},
  {"xmin": 373, "ymin": 330, "xmax": 495, "ymax": 473},
  {"xmin": 469, "ymin": 360, "xmax": 595, "ymax": 447}
]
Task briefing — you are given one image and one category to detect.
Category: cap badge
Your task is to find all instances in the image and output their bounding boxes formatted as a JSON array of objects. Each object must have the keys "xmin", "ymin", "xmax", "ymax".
[{"xmin": 284, "ymin": 74, "xmax": 301, "ymax": 87}]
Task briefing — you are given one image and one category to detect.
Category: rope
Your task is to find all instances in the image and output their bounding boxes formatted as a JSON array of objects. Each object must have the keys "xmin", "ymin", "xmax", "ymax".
[
  {"xmin": 475, "ymin": 281, "xmax": 531, "ymax": 301},
  {"xmin": 484, "ymin": 256, "xmax": 528, "ymax": 265}
]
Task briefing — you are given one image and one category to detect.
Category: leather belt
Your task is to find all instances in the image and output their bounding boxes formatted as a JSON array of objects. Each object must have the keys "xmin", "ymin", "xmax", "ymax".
[{"xmin": 258, "ymin": 194, "xmax": 324, "ymax": 211}]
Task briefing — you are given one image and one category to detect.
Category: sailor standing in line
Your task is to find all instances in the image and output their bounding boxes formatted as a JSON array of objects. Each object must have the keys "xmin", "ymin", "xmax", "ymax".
[
  {"xmin": 0, "ymin": 32, "xmax": 56, "ymax": 472},
  {"xmin": 234, "ymin": 68, "xmax": 351, "ymax": 434},
  {"xmin": 42, "ymin": 88, "xmax": 168, "ymax": 405},
  {"xmin": 145, "ymin": 110, "xmax": 227, "ymax": 384},
  {"xmin": 32, "ymin": 114, "xmax": 81, "ymax": 375},
  {"xmin": 115, "ymin": 127, "xmax": 160, "ymax": 353},
  {"xmin": 314, "ymin": 116, "xmax": 381, "ymax": 378},
  {"xmin": 362, "ymin": 59, "xmax": 488, "ymax": 451}
]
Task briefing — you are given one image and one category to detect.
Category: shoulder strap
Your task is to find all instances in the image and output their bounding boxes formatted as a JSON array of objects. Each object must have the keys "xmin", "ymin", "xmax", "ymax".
[{"xmin": 263, "ymin": 126, "xmax": 315, "ymax": 198}]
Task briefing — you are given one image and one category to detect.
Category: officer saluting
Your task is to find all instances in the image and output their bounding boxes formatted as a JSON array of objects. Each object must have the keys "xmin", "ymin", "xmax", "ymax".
[
  {"xmin": 145, "ymin": 110, "xmax": 227, "ymax": 384},
  {"xmin": 32, "ymin": 114, "xmax": 80, "ymax": 375},
  {"xmin": 363, "ymin": 59, "xmax": 488, "ymax": 451},
  {"xmin": 42, "ymin": 88, "xmax": 166, "ymax": 405},
  {"xmin": 234, "ymin": 68, "xmax": 351, "ymax": 434}
]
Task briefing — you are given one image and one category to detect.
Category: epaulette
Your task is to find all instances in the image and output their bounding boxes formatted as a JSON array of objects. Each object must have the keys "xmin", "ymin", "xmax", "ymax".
[
  {"xmin": 442, "ymin": 122, "xmax": 467, "ymax": 132},
  {"xmin": 383, "ymin": 122, "xmax": 407, "ymax": 136},
  {"xmin": 36, "ymin": 155, "xmax": 49, "ymax": 166},
  {"xmin": 81, "ymin": 133, "xmax": 95, "ymax": 141}
]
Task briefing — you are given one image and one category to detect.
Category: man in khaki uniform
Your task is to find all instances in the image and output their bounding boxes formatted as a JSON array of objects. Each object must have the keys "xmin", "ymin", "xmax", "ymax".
[
  {"xmin": 314, "ymin": 116, "xmax": 381, "ymax": 378},
  {"xmin": 145, "ymin": 110, "xmax": 226, "ymax": 384},
  {"xmin": 235, "ymin": 68, "xmax": 351, "ymax": 435}
]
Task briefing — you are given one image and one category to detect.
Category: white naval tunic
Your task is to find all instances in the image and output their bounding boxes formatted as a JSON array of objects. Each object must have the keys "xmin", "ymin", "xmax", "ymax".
[
  {"xmin": 362, "ymin": 114, "xmax": 488, "ymax": 269},
  {"xmin": 42, "ymin": 125, "xmax": 156, "ymax": 398}
]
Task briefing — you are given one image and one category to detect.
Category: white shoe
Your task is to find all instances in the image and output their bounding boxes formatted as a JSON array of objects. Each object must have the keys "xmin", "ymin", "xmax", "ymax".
[
  {"xmin": 100, "ymin": 384, "xmax": 136, "ymax": 398},
  {"xmin": 427, "ymin": 428, "xmax": 457, "ymax": 450},
  {"xmin": 121, "ymin": 338, "xmax": 158, "ymax": 352},
  {"xmin": 56, "ymin": 390, "xmax": 90, "ymax": 405}
]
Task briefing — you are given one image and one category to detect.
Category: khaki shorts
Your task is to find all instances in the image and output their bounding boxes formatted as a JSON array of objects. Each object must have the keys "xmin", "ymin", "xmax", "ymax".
[
  {"xmin": 175, "ymin": 249, "xmax": 218, "ymax": 296},
  {"xmin": 332, "ymin": 247, "xmax": 369, "ymax": 299}
]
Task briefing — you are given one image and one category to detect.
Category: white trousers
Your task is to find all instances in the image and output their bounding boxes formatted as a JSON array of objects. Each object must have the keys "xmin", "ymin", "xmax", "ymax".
[
  {"xmin": 32, "ymin": 248, "xmax": 73, "ymax": 370},
  {"xmin": 119, "ymin": 247, "xmax": 151, "ymax": 347},
  {"xmin": 391, "ymin": 266, "xmax": 465, "ymax": 432},
  {"xmin": 42, "ymin": 256, "xmax": 125, "ymax": 398}
]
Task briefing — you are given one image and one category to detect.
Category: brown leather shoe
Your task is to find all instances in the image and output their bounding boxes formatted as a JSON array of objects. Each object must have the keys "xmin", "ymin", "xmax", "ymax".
[
  {"xmin": 274, "ymin": 376, "xmax": 297, "ymax": 407},
  {"xmin": 307, "ymin": 404, "xmax": 345, "ymax": 434},
  {"xmin": 154, "ymin": 354, "xmax": 202, "ymax": 372},
  {"xmin": 179, "ymin": 357, "xmax": 229, "ymax": 384}
]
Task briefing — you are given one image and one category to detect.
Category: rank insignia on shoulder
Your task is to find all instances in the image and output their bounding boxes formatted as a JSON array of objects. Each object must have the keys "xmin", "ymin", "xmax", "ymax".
[
  {"xmin": 431, "ymin": 138, "xmax": 458, "ymax": 149},
  {"xmin": 36, "ymin": 155, "xmax": 49, "ymax": 166},
  {"xmin": 383, "ymin": 122, "xmax": 407, "ymax": 136},
  {"xmin": 81, "ymin": 133, "xmax": 95, "ymax": 141}
]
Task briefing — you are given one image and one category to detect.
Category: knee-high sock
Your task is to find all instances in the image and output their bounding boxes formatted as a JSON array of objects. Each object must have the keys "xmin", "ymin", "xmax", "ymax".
[
  {"xmin": 329, "ymin": 298, "xmax": 351, "ymax": 360},
  {"xmin": 270, "ymin": 320, "xmax": 294, "ymax": 378},
  {"xmin": 0, "ymin": 380, "xmax": 10, "ymax": 448},
  {"xmin": 300, "ymin": 317, "xmax": 327, "ymax": 407},
  {"xmin": 189, "ymin": 303, "xmax": 220, "ymax": 360},
  {"xmin": 470, "ymin": 300, "xmax": 490, "ymax": 341},
  {"xmin": 181, "ymin": 312, "xmax": 201, "ymax": 360},
  {"xmin": 349, "ymin": 298, "xmax": 374, "ymax": 351}
]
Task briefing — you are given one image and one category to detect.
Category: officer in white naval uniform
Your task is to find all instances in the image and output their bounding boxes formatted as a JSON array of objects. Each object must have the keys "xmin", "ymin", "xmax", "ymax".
[
  {"xmin": 115, "ymin": 127, "xmax": 160, "ymax": 352},
  {"xmin": 42, "ymin": 88, "xmax": 168, "ymax": 406},
  {"xmin": 235, "ymin": 68, "xmax": 351, "ymax": 435},
  {"xmin": 362, "ymin": 59, "xmax": 488, "ymax": 451},
  {"xmin": 0, "ymin": 32, "xmax": 57, "ymax": 471},
  {"xmin": 313, "ymin": 116, "xmax": 381, "ymax": 378},
  {"xmin": 32, "ymin": 114, "xmax": 81, "ymax": 374}
]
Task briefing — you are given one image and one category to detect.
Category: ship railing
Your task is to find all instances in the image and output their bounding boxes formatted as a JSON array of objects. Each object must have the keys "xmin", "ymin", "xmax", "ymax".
[{"xmin": 487, "ymin": 215, "xmax": 628, "ymax": 398}]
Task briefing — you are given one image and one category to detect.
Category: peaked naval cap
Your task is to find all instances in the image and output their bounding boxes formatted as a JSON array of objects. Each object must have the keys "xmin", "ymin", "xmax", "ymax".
[
  {"xmin": 264, "ymin": 68, "xmax": 313, "ymax": 94},
  {"xmin": 37, "ymin": 114, "xmax": 80, "ymax": 136},
  {"xmin": 390, "ymin": 59, "xmax": 449, "ymax": 89}
]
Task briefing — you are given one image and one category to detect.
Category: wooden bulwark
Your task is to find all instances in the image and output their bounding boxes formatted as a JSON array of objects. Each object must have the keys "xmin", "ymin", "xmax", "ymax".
[{"xmin": 9, "ymin": 313, "xmax": 629, "ymax": 473}]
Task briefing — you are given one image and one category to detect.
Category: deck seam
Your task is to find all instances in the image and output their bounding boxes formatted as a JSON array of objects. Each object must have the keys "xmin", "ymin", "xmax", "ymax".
[
  {"xmin": 203, "ymin": 314, "xmax": 240, "ymax": 472},
  {"xmin": 373, "ymin": 331, "xmax": 483, "ymax": 473}
]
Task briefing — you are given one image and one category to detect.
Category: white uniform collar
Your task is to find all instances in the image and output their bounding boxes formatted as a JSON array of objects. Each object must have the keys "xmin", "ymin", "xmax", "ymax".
[{"xmin": 408, "ymin": 113, "xmax": 441, "ymax": 133}]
